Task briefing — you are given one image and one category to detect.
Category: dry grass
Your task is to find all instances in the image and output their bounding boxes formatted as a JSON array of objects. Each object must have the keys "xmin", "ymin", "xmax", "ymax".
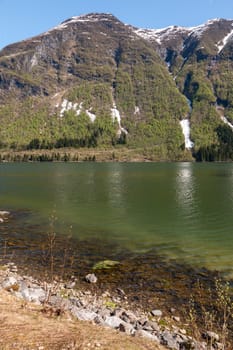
[{"xmin": 0, "ymin": 289, "xmax": 166, "ymax": 350}]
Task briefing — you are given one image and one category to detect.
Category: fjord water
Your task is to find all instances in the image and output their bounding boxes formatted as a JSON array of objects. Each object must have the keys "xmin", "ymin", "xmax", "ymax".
[{"xmin": 0, "ymin": 162, "xmax": 233, "ymax": 275}]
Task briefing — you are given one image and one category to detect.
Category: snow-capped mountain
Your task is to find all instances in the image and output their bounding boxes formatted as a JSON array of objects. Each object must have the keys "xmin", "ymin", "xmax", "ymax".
[
  {"xmin": 134, "ymin": 18, "xmax": 233, "ymax": 65},
  {"xmin": 0, "ymin": 13, "xmax": 232, "ymax": 161}
]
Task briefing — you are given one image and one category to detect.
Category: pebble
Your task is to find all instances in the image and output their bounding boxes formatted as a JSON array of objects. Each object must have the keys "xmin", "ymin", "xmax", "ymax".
[
  {"xmin": 172, "ymin": 316, "xmax": 181, "ymax": 322},
  {"xmin": 151, "ymin": 309, "xmax": 162, "ymax": 317}
]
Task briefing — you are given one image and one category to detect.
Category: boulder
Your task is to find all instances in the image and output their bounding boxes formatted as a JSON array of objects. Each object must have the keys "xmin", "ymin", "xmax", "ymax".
[
  {"xmin": 103, "ymin": 316, "xmax": 123, "ymax": 329},
  {"xmin": 20, "ymin": 286, "xmax": 46, "ymax": 304}
]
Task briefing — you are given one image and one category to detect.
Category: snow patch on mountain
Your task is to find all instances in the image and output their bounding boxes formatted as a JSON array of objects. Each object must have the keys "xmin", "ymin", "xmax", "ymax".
[
  {"xmin": 111, "ymin": 103, "xmax": 128, "ymax": 135},
  {"xmin": 59, "ymin": 99, "xmax": 83, "ymax": 118},
  {"xmin": 180, "ymin": 119, "xmax": 194, "ymax": 149},
  {"xmin": 135, "ymin": 18, "xmax": 229, "ymax": 44},
  {"xmin": 217, "ymin": 26, "xmax": 233, "ymax": 52},
  {"xmin": 30, "ymin": 54, "xmax": 38, "ymax": 68},
  {"xmin": 135, "ymin": 26, "xmax": 190, "ymax": 44},
  {"xmin": 85, "ymin": 109, "xmax": 96, "ymax": 122},
  {"xmin": 134, "ymin": 106, "xmax": 140, "ymax": 115},
  {"xmin": 221, "ymin": 116, "xmax": 233, "ymax": 130},
  {"xmin": 45, "ymin": 14, "xmax": 115, "ymax": 34}
]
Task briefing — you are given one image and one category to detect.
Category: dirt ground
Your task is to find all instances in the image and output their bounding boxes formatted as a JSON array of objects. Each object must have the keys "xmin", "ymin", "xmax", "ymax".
[{"xmin": 0, "ymin": 289, "xmax": 166, "ymax": 350}]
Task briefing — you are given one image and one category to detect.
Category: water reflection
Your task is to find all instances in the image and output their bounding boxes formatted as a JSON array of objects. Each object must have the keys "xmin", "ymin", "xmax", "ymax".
[
  {"xmin": 107, "ymin": 164, "xmax": 126, "ymax": 210},
  {"xmin": 175, "ymin": 163, "xmax": 196, "ymax": 217},
  {"xmin": 2, "ymin": 163, "xmax": 233, "ymax": 274}
]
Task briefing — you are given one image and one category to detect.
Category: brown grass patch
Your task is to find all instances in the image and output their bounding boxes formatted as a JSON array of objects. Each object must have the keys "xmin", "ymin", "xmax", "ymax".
[{"xmin": 0, "ymin": 289, "xmax": 166, "ymax": 350}]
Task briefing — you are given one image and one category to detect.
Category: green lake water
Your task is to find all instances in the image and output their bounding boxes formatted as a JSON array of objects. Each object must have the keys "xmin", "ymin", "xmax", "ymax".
[{"xmin": 0, "ymin": 162, "xmax": 233, "ymax": 275}]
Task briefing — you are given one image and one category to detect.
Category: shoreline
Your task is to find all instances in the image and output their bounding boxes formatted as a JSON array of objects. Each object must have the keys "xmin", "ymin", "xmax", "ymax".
[
  {"xmin": 0, "ymin": 205, "xmax": 233, "ymax": 348},
  {"xmin": 1, "ymin": 232, "xmax": 233, "ymax": 349},
  {"xmin": 0, "ymin": 260, "xmax": 227, "ymax": 350},
  {"xmin": 0, "ymin": 148, "xmax": 232, "ymax": 162},
  {"xmin": 0, "ymin": 146, "xmax": 194, "ymax": 162}
]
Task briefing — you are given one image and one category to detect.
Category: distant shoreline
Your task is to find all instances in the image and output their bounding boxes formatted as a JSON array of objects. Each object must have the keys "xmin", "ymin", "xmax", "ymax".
[{"xmin": 0, "ymin": 147, "xmax": 195, "ymax": 162}]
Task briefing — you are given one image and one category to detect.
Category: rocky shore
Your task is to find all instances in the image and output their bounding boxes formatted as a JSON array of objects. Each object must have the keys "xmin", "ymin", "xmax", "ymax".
[{"xmin": 0, "ymin": 262, "xmax": 225, "ymax": 350}]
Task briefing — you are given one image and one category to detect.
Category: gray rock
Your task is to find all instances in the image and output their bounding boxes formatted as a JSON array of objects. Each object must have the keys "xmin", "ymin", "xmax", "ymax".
[
  {"xmin": 119, "ymin": 322, "xmax": 135, "ymax": 335},
  {"xmin": 20, "ymin": 286, "xmax": 46, "ymax": 303},
  {"xmin": 85, "ymin": 273, "xmax": 97, "ymax": 283},
  {"xmin": 143, "ymin": 320, "xmax": 159, "ymax": 332},
  {"xmin": 103, "ymin": 316, "xmax": 123, "ymax": 329},
  {"xmin": 121, "ymin": 310, "xmax": 137, "ymax": 324},
  {"xmin": 71, "ymin": 307, "xmax": 98, "ymax": 321},
  {"xmin": 160, "ymin": 331, "xmax": 184, "ymax": 350},
  {"xmin": 2, "ymin": 276, "xmax": 19, "ymax": 291},
  {"xmin": 69, "ymin": 297, "xmax": 83, "ymax": 308},
  {"xmin": 48, "ymin": 295, "xmax": 71, "ymax": 310},
  {"xmin": 98, "ymin": 308, "xmax": 111, "ymax": 318},
  {"xmin": 136, "ymin": 329, "xmax": 159, "ymax": 342},
  {"xmin": 151, "ymin": 309, "xmax": 162, "ymax": 317}
]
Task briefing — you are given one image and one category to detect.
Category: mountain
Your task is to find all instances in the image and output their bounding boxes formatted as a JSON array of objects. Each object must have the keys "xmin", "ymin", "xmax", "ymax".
[
  {"xmin": 135, "ymin": 18, "xmax": 233, "ymax": 160},
  {"xmin": 0, "ymin": 13, "xmax": 232, "ymax": 161}
]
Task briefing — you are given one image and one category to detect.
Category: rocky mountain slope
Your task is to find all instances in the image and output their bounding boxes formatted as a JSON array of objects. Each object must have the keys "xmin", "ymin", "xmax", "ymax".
[
  {"xmin": 0, "ymin": 13, "xmax": 232, "ymax": 160},
  {"xmin": 135, "ymin": 18, "xmax": 233, "ymax": 160}
]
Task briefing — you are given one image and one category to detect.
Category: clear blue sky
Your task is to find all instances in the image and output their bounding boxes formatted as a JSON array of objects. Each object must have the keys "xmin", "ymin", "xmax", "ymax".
[{"xmin": 0, "ymin": 0, "xmax": 232, "ymax": 49}]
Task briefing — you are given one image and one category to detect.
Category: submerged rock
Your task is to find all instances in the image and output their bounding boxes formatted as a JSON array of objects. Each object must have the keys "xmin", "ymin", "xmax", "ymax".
[{"xmin": 93, "ymin": 260, "xmax": 120, "ymax": 270}]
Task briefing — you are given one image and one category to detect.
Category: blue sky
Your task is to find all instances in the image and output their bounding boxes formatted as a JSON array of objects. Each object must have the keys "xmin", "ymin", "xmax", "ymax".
[{"xmin": 0, "ymin": 0, "xmax": 232, "ymax": 48}]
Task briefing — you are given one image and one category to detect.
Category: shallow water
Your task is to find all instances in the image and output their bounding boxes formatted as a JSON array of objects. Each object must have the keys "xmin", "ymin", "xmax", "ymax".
[{"xmin": 0, "ymin": 162, "xmax": 233, "ymax": 275}]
